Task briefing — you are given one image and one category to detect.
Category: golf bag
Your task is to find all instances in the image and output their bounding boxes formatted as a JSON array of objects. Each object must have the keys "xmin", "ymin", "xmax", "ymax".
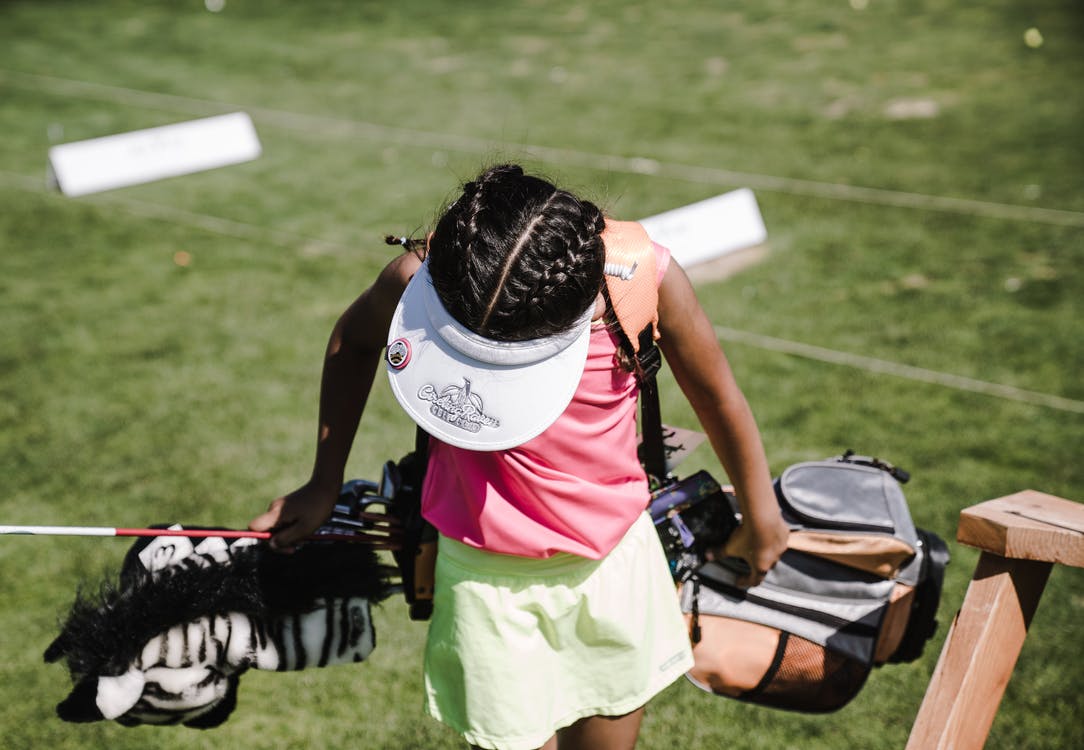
[{"xmin": 650, "ymin": 451, "xmax": 949, "ymax": 712}]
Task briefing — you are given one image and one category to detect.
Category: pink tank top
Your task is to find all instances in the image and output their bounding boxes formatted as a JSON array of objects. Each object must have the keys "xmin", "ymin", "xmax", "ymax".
[{"xmin": 420, "ymin": 245, "xmax": 670, "ymax": 559}]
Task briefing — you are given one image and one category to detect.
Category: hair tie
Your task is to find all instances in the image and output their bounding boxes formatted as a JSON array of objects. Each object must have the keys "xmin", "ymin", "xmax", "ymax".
[{"xmin": 604, "ymin": 261, "xmax": 638, "ymax": 281}]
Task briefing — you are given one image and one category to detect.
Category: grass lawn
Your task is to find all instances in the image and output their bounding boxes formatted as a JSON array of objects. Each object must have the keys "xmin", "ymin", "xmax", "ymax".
[{"xmin": 1, "ymin": 1, "xmax": 1081, "ymax": 748}]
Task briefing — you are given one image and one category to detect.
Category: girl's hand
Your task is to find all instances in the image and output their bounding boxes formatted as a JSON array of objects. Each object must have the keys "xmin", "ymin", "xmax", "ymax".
[
  {"xmin": 715, "ymin": 511, "xmax": 790, "ymax": 588},
  {"xmin": 249, "ymin": 479, "xmax": 340, "ymax": 552},
  {"xmin": 250, "ymin": 253, "xmax": 421, "ymax": 554}
]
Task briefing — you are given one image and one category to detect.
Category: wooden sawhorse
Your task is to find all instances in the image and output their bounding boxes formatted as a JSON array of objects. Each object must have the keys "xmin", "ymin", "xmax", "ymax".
[{"xmin": 906, "ymin": 490, "xmax": 1084, "ymax": 749}]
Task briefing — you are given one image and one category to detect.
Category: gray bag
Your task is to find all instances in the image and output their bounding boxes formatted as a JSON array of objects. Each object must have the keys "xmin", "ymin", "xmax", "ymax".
[{"xmin": 680, "ymin": 452, "xmax": 949, "ymax": 712}]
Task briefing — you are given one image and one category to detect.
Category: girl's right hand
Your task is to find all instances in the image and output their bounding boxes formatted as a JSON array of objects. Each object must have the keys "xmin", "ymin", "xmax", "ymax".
[{"xmin": 249, "ymin": 479, "xmax": 340, "ymax": 552}]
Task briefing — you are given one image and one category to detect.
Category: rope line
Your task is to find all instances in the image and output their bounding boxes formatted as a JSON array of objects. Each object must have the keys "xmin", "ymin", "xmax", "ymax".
[
  {"xmin": 5, "ymin": 70, "xmax": 1084, "ymax": 228},
  {"xmin": 4, "ymin": 170, "xmax": 1078, "ymax": 415},
  {"xmin": 0, "ymin": 169, "xmax": 356, "ymax": 254},
  {"xmin": 714, "ymin": 326, "xmax": 1084, "ymax": 414}
]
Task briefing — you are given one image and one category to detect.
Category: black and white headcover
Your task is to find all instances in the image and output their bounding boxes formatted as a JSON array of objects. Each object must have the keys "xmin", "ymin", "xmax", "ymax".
[{"xmin": 44, "ymin": 526, "xmax": 392, "ymax": 728}]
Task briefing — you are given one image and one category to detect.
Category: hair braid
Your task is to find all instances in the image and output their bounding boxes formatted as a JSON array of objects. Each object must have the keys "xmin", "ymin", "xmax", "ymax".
[{"xmin": 427, "ymin": 165, "xmax": 606, "ymax": 342}]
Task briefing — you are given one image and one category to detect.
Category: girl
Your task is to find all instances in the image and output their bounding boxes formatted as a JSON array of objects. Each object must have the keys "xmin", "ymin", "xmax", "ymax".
[{"xmin": 250, "ymin": 165, "xmax": 788, "ymax": 750}]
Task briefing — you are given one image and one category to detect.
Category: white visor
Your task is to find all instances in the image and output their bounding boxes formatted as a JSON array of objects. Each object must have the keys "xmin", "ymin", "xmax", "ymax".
[{"xmin": 386, "ymin": 262, "xmax": 593, "ymax": 451}]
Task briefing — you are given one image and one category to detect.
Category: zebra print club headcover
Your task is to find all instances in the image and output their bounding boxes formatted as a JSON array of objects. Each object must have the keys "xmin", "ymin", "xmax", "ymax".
[{"xmin": 44, "ymin": 526, "xmax": 395, "ymax": 728}]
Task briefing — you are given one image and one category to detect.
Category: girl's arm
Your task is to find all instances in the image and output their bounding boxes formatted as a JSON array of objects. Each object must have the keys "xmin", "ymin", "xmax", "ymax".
[
  {"xmin": 249, "ymin": 251, "xmax": 422, "ymax": 550},
  {"xmin": 656, "ymin": 260, "xmax": 788, "ymax": 587}
]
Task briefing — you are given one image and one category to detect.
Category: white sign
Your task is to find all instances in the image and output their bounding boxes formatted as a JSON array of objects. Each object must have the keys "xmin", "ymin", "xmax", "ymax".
[
  {"xmin": 639, "ymin": 188, "xmax": 767, "ymax": 268},
  {"xmin": 48, "ymin": 112, "xmax": 262, "ymax": 197}
]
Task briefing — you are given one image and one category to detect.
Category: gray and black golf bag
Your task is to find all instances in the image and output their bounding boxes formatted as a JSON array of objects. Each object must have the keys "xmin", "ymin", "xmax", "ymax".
[{"xmin": 652, "ymin": 451, "xmax": 949, "ymax": 712}]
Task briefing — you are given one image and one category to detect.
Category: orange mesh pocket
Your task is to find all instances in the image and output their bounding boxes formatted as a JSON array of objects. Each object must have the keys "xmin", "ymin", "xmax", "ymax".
[
  {"xmin": 741, "ymin": 632, "xmax": 871, "ymax": 713},
  {"xmin": 683, "ymin": 613, "xmax": 870, "ymax": 712}
]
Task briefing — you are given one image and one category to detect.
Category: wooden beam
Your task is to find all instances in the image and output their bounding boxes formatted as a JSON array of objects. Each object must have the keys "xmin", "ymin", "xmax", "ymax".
[
  {"xmin": 908, "ymin": 489, "xmax": 1081, "ymax": 749},
  {"xmin": 957, "ymin": 490, "xmax": 1084, "ymax": 566},
  {"xmin": 906, "ymin": 553, "xmax": 1051, "ymax": 749}
]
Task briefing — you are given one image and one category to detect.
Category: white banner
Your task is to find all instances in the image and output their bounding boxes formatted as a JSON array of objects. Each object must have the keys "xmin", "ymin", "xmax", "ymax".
[
  {"xmin": 48, "ymin": 112, "xmax": 262, "ymax": 197},
  {"xmin": 639, "ymin": 187, "xmax": 767, "ymax": 267}
]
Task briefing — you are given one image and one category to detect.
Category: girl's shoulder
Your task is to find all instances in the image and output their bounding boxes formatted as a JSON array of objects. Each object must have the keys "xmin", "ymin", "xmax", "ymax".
[{"xmin": 377, "ymin": 250, "xmax": 423, "ymax": 292}]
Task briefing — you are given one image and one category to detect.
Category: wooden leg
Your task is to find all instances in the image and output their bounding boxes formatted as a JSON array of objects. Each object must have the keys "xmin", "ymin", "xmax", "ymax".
[{"xmin": 906, "ymin": 552, "xmax": 1053, "ymax": 750}]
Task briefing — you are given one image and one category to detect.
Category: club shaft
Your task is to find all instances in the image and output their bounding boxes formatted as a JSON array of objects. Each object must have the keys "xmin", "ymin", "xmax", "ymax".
[
  {"xmin": 0, "ymin": 525, "xmax": 272, "ymax": 539},
  {"xmin": 0, "ymin": 526, "xmax": 399, "ymax": 547}
]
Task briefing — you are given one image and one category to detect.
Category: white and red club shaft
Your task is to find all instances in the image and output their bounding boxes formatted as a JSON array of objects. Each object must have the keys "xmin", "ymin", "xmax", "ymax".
[
  {"xmin": 0, "ymin": 525, "xmax": 272, "ymax": 539},
  {"xmin": 0, "ymin": 523, "xmax": 400, "ymax": 547}
]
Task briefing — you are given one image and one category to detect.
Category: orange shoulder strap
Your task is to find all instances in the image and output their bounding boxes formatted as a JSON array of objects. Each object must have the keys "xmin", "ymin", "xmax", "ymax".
[{"xmin": 601, "ymin": 219, "xmax": 658, "ymax": 353}]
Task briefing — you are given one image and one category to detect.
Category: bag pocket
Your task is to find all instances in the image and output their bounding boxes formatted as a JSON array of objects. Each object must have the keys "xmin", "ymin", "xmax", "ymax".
[
  {"xmin": 690, "ymin": 553, "xmax": 894, "ymax": 666},
  {"xmin": 777, "ymin": 461, "xmax": 902, "ymax": 533},
  {"xmin": 682, "ymin": 607, "xmax": 872, "ymax": 713}
]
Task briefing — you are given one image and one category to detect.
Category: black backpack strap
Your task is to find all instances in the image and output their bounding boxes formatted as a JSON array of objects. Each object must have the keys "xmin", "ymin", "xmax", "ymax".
[
  {"xmin": 635, "ymin": 326, "xmax": 668, "ymax": 485},
  {"xmin": 601, "ymin": 282, "xmax": 668, "ymax": 485}
]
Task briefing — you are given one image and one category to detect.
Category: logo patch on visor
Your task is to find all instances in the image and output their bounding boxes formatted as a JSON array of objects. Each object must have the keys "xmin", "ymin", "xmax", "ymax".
[
  {"xmin": 386, "ymin": 339, "xmax": 411, "ymax": 369},
  {"xmin": 418, "ymin": 378, "xmax": 500, "ymax": 433}
]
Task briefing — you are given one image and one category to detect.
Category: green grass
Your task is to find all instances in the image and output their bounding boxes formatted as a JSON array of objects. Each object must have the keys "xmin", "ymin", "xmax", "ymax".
[{"xmin": 1, "ymin": 1, "xmax": 1082, "ymax": 748}]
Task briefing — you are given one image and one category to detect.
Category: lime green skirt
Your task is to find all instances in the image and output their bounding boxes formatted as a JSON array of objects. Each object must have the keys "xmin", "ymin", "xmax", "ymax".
[{"xmin": 423, "ymin": 512, "xmax": 693, "ymax": 750}]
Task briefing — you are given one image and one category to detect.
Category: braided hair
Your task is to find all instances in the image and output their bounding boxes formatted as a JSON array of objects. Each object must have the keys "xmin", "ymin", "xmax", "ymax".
[{"xmin": 425, "ymin": 165, "xmax": 606, "ymax": 342}]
